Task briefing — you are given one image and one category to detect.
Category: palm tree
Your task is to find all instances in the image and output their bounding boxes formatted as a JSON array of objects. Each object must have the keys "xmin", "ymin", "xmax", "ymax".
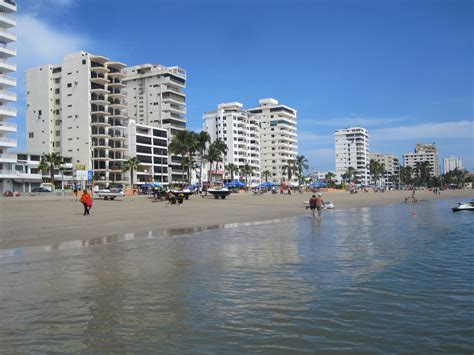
[
  {"xmin": 122, "ymin": 156, "xmax": 141, "ymax": 187},
  {"xmin": 343, "ymin": 166, "xmax": 357, "ymax": 184},
  {"xmin": 240, "ymin": 164, "xmax": 254, "ymax": 188},
  {"xmin": 212, "ymin": 138, "xmax": 228, "ymax": 171},
  {"xmin": 369, "ymin": 159, "xmax": 385, "ymax": 186},
  {"xmin": 169, "ymin": 130, "xmax": 197, "ymax": 185},
  {"xmin": 37, "ymin": 159, "xmax": 49, "ymax": 183},
  {"xmin": 414, "ymin": 161, "xmax": 432, "ymax": 187},
  {"xmin": 282, "ymin": 160, "xmax": 296, "ymax": 183},
  {"xmin": 325, "ymin": 172, "xmax": 336, "ymax": 182},
  {"xmin": 294, "ymin": 155, "xmax": 309, "ymax": 187},
  {"xmin": 226, "ymin": 163, "xmax": 239, "ymax": 181},
  {"xmin": 196, "ymin": 131, "xmax": 211, "ymax": 188},
  {"xmin": 42, "ymin": 152, "xmax": 63, "ymax": 188},
  {"xmin": 400, "ymin": 165, "xmax": 413, "ymax": 186},
  {"xmin": 261, "ymin": 169, "xmax": 271, "ymax": 182}
]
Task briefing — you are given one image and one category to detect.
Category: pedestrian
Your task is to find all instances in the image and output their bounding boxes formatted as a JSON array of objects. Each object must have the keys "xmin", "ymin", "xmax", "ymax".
[
  {"xmin": 315, "ymin": 193, "xmax": 324, "ymax": 218},
  {"xmin": 309, "ymin": 194, "xmax": 318, "ymax": 218},
  {"xmin": 80, "ymin": 188, "xmax": 93, "ymax": 216}
]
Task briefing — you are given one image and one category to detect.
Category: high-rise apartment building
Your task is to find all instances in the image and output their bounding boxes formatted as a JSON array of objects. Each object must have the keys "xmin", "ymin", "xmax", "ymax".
[
  {"xmin": 248, "ymin": 98, "xmax": 298, "ymax": 184},
  {"xmin": 122, "ymin": 64, "xmax": 186, "ymax": 184},
  {"xmin": 443, "ymin": 156, "xmax": 463, "ymax": 174},
  {"xmin": 26, "ymin": 51, "xmax": 128, "ymax": 186},
  {"xmin": 334, "ymin": 127, "xmax": 370, "ymax": 185},
  {"xmin": 369, "ymin": 152, "xmax": 400, "ymax": 184},
  {"xmin": 203, "ymin": 102, "xmax": 260, "ymax": 185},
  {"xmin": 0, "ymin": 0, "xmax": 17, "ymax": 192},
  {"xmin": 403, "ymin": 143, "xmax": 439, "ymax": 177}
]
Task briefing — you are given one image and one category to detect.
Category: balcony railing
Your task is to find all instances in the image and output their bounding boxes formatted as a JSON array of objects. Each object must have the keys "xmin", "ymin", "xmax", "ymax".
[
  {"xmin": 0, "ymin": 28, "xmax": 15, "ymax": 39},
  {"xmin": 0, "ymin": 137, "xmax": 15, "ymax": 143},
  {"xmin": 0, "ymin": 153, "xmax": 16, "ymax": 160},
  {"xmin": 0, "ymin": 121, "xmax": 16, "ymax": 128},
  {"xmin": 0, "ymin": 12, "xmax": 15, "ymax": 22}
]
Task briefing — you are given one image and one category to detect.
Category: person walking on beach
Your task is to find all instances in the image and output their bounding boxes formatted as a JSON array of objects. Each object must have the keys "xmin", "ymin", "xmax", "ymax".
[
  {"xmin": 315, "ymin": 193, "xmax": 324, "ymax": 218},
  {"xmin": 80, "ymin": 189, "xmax": 93, "ymax": 216},
  {"xmin": 309, "ymin": 194, "xmax": 318, "ymax": 218}
]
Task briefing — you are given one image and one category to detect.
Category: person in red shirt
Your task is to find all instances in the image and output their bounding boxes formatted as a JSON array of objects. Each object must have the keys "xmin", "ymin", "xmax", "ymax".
[
  {"xmin": 80, "ymin": 189, "xmax": 93, "ymax": 216},
  {"xmin": 309, "ymin": 194, "xmax": 318, "ymax": 218}
]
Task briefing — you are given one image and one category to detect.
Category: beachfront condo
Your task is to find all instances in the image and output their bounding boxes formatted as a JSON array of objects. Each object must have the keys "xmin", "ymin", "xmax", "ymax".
[
  {"xmin": 369, "ymin": 152, "xmax": 400, "ymax": 185},
  {"xmin": 248, "ymin": 98, "xmax": 298, "ymax": 185},
  {"xmin": 443, "ymin": 156, "xmax": 463, "ymax": 175},
  {"xmin": 0, "ymin": 0, "xmax": 17, "ymax": 193},
  {"xmin": 403, "ymin": 143, "xmax": 439, "ymax": 177},
  {"xmin": 335, "ymin": 127, "xmax": 370, "ymax": 185},
  {"xmin": 25, "ymin": 51, "xmax": 128, "ymax": 187},
  {"xmin": 122, "ymin": 64, "xmax": 187, "ymax": 185},
  {"xmin": 203, "ymin": 102, "xmax": 260, "ymax": 186},
  {"xmin": 127, "ymin": 119, "xmax": 169, "ymax": 187}
]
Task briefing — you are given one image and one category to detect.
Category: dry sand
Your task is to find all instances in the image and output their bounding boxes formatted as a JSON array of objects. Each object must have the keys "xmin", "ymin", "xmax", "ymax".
[{"xmin": 0, "ymin": 189, "xmax": 472, "ymax": 250}]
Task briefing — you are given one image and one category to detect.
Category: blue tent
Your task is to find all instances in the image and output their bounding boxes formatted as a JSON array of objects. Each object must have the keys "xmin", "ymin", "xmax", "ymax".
[
  {"xmin": 142, "ymin": 183, "xmax": 154, "ymax": 188},
  {"xmin": 225, "ymin": 180, "xmax": 246, "ymax": 188},
  {"xmin": 256, "ymin": 181, "xmax": 275, "ymax": 188},
  {"xmin": 310, "ymin": 181, "xmax": 327, "ymax": 188}
]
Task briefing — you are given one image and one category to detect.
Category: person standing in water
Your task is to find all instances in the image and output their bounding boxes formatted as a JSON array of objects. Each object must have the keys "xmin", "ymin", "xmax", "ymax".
[
  {"xmin": 315, "ymin": 193, "xmax": 324, "ymax": 218},
  {"xmin": 309, "ymin": 194, "xmax": 318, "ymax": 218},
  {"xmin": 80, "ymin": 189, "xmax": 93, "ymax": 216}
]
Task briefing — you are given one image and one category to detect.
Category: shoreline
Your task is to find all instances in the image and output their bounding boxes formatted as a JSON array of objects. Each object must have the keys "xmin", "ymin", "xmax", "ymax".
[{"xmin": 0, "ymin": 189, "xmax": 472, "ymax": 250}]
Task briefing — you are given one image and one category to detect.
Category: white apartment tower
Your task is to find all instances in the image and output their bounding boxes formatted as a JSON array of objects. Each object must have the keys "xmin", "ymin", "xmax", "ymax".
[
  {"xmin": 203, "ymin": 102, "xmax": 260, "ymax": 185},
  {"xmin": 0, "ymin": 0, "xmax": 17, "ymax": 192},
  {"xmin": 443, "ymin": 156, "xmax": 463, "ymax": 174},
  {"xmin": 122, "ymin": 64, "xmax": 186, "ymax": 184},
  {"xmin": 26, "ymin": 51, "xmax": 128, "ymax": 186},
  {"xmin": 248, "ymin": 98, "xmax": 298, "ymax": 184},
  {"xmin": 335, "ymin": 127, "xmax": 370, "ymax": 185},
  {"xmin": 403, "ymin": 143, "xmax": 439, "ymax": 177}
]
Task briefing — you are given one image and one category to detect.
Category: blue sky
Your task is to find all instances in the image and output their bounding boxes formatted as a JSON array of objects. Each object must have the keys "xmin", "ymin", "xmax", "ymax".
[{"xmin": 16, "ymin": 0, "xmax": 473, "ymax": 171}]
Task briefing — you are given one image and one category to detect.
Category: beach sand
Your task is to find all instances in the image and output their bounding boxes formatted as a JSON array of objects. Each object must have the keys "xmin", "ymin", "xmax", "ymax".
[{"xmin": 0, "ymin": 189, "xmax": 472, "ymax": 250}]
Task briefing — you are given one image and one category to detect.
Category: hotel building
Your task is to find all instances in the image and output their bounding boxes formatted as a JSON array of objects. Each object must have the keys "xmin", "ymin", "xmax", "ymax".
[
  {"xmin": 369, "ymin": 152, "xmax": 400, "ymax": 184},
  {"xmin": 0, "ymin": 0, "xmax": 17, "ymax": 192},
  {"xmin": 26, "ymin": 51, "xmax": 128, "ymax": 186},
  {"xmin": 203, "ymin": 102, "xmax": 260, "ymax": 185},
  {"xmin": 127, "ymin": 119, "xmax": 168, "ymax": 187},
  {"xmin": 334, "ymin": 127, "xmax": 370, "ymax": 185},
  {"xmin": 122, "ymin": 64, "xmax": 187, "ymax": 184},
  {"xmin": 443, "ymin": 156, "xmax": 463, "ymax": 174},
  {"xmin": 248, "ymin": 98, "xmax": 298, "ymax": 184},
  {"xmin": 403, "ymin": 143, "xmax": 439, "ymax": 177}
]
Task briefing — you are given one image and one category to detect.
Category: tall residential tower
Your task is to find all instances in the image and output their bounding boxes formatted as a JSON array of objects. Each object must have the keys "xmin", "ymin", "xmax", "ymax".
[
  {"xmin": 335, "ymin": 127, "xmax": 370, "ymax": 185},
  {"xmin": 26, "ymin": 51, "xmax": 128, "ymax": 186},
  {"xmin": 0, "ymin": 0, "xmax": 17, "ymax": 192},
  {"xmin": 122, "ymin": 64, "xmax": 187, "ymax": 184},
  {"xmin": 248, "ymin": 98, "xmax": 298, "ymax": 184}
]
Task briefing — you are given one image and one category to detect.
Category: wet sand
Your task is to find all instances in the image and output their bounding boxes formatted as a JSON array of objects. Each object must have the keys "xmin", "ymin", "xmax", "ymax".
[{"xmin": 0, "ymin": 189, "xmax": 472, "ymax": 249}]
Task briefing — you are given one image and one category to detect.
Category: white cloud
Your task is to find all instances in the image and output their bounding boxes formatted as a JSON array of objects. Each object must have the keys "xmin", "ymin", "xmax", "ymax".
[
  {"xmin": 16, "ymin": 14, "xmax": 89, "ymax": 70},
  {"xmin": 371, "ymin": 120, "xmax": 474, "ymax": 141}
]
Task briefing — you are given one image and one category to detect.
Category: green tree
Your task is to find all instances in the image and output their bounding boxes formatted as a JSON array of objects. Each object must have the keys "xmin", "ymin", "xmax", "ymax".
[
  {"xmin": 196, "ymin": 131, "xmax": 211, "ymax": 188},
  {"xmin": 240, "ymin": 163, "xmax": 255, "ymax": 188},
  {"xmin": 414, "ymin": 161, "xmax": 432, "ymax": 187},
  {"xmin": 343, "ymin": 166, "xmax": 357, "ymax": 184},
  {"xmin": 168, "ymin": 130, "xmax": 198, "ymax": 185},
  {"xmin": 282, "ymin": 160, "xmax": 296, "ymax": 183},
  {"xmin": 226, "ymin": 163, "xmax": 239, "ymax": 181},
  {"xmin": 325, "ymin": 172, "xmax": 336, "ymax": 182},
  {"xmin": 261, "ymin": 169, "xmax": 271, "ymax": 182},
  {"xmin": 400, "ymin": 165, "xmax": 413, "ymax": 186},
  {"xmin": 369, "ymin": 159, "xmax": 385, "ymax": 186},
  {"xmin": 42, "ymin": 152, "xmax": 63, "ymax": 188},
  {"xmin": 122, "ymin": 156, "xmax": 141, "ymax": 186},
  {"xmin": 294, "ymin": 155, "xmax": 309, "ymax": 187}
]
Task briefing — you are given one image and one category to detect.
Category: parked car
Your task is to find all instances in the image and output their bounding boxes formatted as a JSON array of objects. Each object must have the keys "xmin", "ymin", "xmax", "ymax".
[{"xmin": 32, "ymin": 187, "xmax": 51, "ymax": 192}]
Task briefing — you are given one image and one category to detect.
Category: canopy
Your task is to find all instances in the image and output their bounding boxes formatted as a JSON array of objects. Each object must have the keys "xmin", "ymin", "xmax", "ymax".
[
  {"xmin": 142, "ymin": 183, "xmax": 154, "ymax": 188},
  {"xmin": 225, "ymin": 180, "xmax": 246, "ymax": 188},
  {"xmin": 256, "ymin": 181, "xmax": 275, "ymax": 188},
  {"xmin": 310, "ymin": 181, "xmax": 327, "ymax": 188}
]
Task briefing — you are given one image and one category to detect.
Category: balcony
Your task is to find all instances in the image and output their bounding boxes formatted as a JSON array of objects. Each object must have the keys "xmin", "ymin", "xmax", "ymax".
[
  {"xmin": 0, "ymin": 1, "xmax": 17, "ymax": 13},
  {"xmin": 0, "ymin": 120, "xmax": 15, "ymax": 132},
  {"xmin": 0, "ymin": 105, "xmax": 15, "ymax": 117},
  {"xmin": 0, "ymin": 73, "xmax": 14, "ymax": 87},
  {"xmin": 0, "ymin": 153, "xmax": 15, "ymax": 162},
  {"xmin": 108, "ymin": 88, "xmax": 126, "ymax": 98},
  {"xmin": 108, "ymin": 78, "xmax": 125, "ymax": 88},
  {"xmin": 90, "ymin": 72, "xmax": 108, "ymax": 85},
  {"xmin": 108, "ymin": 109, "xmax": 126, "ymax": 119},
  {"xmin": 0, "ymin": 28, "xmax": 15, "ymax": 43},
  {"xmin": 108, "ymin": 99, "xmax": 126, "ymax": 109},
  {"xmin": 91, "ymin": 105, "xmax": 107, "ymax": 115},
  {"xmin": 90, "ymin": 94, "xmax": 107, "ymax": 105},
  {"xmin": 0, "ymin": 136, "xmax": 16, "ymax": 147},
  {"xmin": 91, "ymin": 128, "xmax": 108, "ymax": 137},
  {"xmin": 0, "ymin": 90, "xmax": 18, "ymax": 102},
  {"xmin": 91, "ymin": 116, "xmax": 109, "ymax": 126},
  {"xmin": 108, "ymin": 71, "xmax": 125, "ymax": 79}
]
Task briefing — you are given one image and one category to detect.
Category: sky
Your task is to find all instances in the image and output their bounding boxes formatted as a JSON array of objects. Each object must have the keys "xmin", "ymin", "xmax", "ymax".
[{"xmin": 15, "ymin": 0, "xmax": 473, "ymax": 171}]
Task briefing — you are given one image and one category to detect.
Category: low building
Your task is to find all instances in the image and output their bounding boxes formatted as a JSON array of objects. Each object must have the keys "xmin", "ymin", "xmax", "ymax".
[
  {"xmin": 369, "ymin": 152, "xmax": 400, "ymax": 185},
  {"xmin": 127, "ymin": 120, "xmax": 168, "ymax": 187}
]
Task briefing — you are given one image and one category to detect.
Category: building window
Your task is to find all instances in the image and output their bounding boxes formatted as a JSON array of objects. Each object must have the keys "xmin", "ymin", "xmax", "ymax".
[
  {"xmin": 28, "ymin": 132, "xmax": 34, "ymax": 138},
  {"xmin": 67, "ymin": 83, "xmax": 72, "ymax": 88}
]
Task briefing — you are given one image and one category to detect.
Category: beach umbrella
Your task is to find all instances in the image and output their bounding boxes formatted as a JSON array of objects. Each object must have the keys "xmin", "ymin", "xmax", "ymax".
[
  {"xmin": 142, "ymin": 183, "xmax": 154, "ymax": 188},
  {"xmin": 310, "ymin": 181, "xmax": 327, "ymax": 188}
]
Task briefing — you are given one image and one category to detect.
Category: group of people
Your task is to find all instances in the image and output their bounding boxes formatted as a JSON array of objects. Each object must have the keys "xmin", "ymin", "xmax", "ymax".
[{"xmin": 308, "ymin": 193, "xmax": 324, "ymax": 218}]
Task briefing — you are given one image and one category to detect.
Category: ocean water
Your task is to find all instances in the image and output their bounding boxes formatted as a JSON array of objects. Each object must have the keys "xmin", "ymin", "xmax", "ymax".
[{"xmin": 0, "ymin": 198, "xmax": 473, "ymax": 353}]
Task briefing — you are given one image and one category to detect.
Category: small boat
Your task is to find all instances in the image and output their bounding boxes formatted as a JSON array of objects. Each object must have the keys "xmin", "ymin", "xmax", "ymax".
[
  {"xmin": 452, "ymin": 201, "xmax": 474, "ymax": 212},
  {"xmin": 207, "ymin": 187, "xmax": 231, "ymax": 199},
  {"xmin": 303, "ymin": 201, "xmax": 335, "ymax": 210},
  {"xmin": 170, "ymin": 189, "xmax": 194, "ymax": 200}
]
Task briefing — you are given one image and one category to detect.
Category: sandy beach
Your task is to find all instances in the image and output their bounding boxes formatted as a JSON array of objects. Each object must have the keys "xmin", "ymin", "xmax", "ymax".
[{"xmin": 0, "ymin": 189, "xmax": 472, "ymax": 250}]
